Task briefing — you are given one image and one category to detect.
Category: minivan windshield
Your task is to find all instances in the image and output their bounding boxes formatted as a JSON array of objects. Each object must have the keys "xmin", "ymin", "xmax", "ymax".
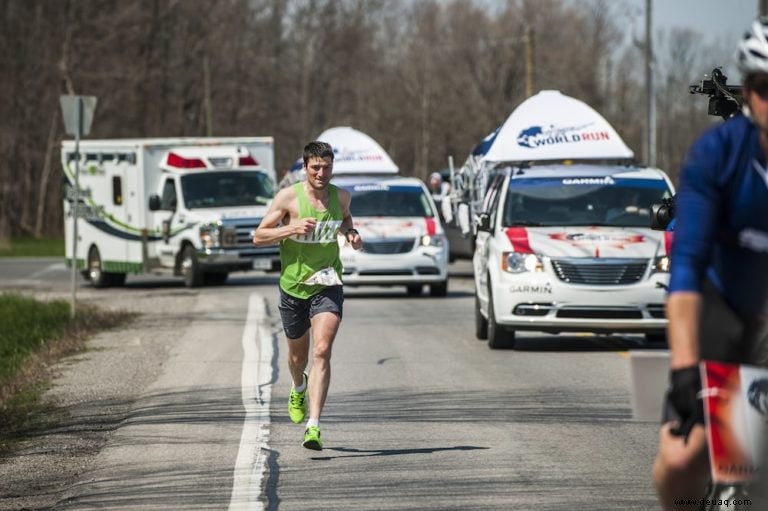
[
  {"xmin": 502, "ymin": 176, "xmax": 671, "ymax": 227},
  {"xmin": 341, "ymin": 184, "xmax": 434, "ymax": 217},
  {"xmin": 181, "ymin": 171, "xmax": 274, "ymax": 209}
]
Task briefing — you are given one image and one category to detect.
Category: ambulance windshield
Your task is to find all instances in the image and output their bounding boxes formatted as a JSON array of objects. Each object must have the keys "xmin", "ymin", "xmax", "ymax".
[
  {"xmin": 502, "ymin": 177, "xmax": 671, "ymax": 227},
  {"xmin": 181, "ymin": 171, "xmax": 274, "ymax": 209}
]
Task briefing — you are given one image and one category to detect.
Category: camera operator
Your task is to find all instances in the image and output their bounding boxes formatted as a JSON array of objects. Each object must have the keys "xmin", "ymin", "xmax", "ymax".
[{"xmin": 652, "ymin": 18, "xmax": 768, "ymax": 510}]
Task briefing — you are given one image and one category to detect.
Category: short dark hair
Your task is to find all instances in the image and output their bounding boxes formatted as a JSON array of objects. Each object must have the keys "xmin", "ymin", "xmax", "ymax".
[{"xmin": 303, "ymin": 141, "xmax": 334, "ymax": 166}]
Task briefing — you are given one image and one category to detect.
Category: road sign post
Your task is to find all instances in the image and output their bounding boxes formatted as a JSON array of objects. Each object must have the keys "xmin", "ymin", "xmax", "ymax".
[{"xmin": 59, "ymin": 95, "xmax": 97, "ymax": 319}]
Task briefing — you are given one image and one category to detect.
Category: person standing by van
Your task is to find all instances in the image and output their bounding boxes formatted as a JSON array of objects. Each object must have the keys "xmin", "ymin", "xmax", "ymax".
[{"xmin": 253, "ymin": 141, "xmax": 362, "ymax": 450}]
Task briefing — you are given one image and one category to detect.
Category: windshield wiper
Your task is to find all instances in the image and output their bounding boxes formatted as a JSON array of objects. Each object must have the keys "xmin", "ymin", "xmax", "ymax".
[{"xmin": 505, "ymin": 221, "xmax": 545, "ymax": 227}]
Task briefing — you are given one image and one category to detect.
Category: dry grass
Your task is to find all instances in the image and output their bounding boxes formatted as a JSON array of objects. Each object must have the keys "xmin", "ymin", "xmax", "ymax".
[{"xmin": 0, "ymin": 296, "xmax": 134, "ymax": 451}]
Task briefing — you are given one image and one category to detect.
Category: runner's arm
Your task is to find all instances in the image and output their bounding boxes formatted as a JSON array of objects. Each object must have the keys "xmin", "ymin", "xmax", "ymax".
[
  {"xmin": 253, "ymin": 188, "xmax": 313, "ymax": 246},
  {"xmin": 337, "ymin": 188, "xmax": 362, "ymax": 250}
]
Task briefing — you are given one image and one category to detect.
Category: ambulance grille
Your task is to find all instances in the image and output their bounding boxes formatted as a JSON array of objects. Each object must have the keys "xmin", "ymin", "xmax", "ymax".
[
  {"xmin": 551, "ymin": 258, "xmax": 649, "ymax": 285},
  {"xmin": 362, "ymin": 238, "xmax": 416, "ymax": 254}
]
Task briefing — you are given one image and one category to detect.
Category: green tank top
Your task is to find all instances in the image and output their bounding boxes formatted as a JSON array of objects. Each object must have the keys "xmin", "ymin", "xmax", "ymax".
[{"xmin": 279, "ymin": 182, "xmax": 344, "ymax": 298}]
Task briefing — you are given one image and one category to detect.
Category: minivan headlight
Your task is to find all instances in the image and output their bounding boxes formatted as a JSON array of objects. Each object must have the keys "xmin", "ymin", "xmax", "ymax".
[
  {"xmin": 653, "ymin": 255, "xmax": 671, "ymax": 273},
  {"xmin": 421, "ymin": 234, "xmax": 445, "ymax": 247},
  {"xmin": 502, "ymin": 252, "xmax": 544, "ymax": 273}
]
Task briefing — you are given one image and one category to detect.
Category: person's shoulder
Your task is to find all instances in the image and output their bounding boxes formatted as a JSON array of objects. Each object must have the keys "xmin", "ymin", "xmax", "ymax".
[
  {"xmin": 333, "ymin": 184, "xmax": 351, "ymax": 201},
  {"xmin": 689, "ymin": 114, "xmax": 751, "ymax": 159},
  {"xmin": 699, "ymin": 114, "xmax": 752, "ymax": 144},
  {"xmin": 273, "ymin": 183, "xmax": 298, "ymax": 206}
]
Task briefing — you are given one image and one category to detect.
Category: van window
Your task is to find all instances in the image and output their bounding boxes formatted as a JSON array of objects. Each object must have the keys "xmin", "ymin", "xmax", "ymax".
[
  {"xmin": 161, "ymin": 179, "xmax": 177, "ymax": 210},
  {"xmin": 502, "ymin": 177, "xmax": 671, "ymax": 227},
  {"xmin": 112, "ymin": 176, "xmax": 123, "ymax": 205},
  {"xmin": 343, "ymin": 184, "xmax": 433, "ymax": 217}
]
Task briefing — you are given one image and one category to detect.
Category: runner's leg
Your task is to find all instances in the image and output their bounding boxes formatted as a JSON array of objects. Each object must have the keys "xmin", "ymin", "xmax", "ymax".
[{"xmin": 307, "ymin": 311, "xmax": 341, "ymax": 422}]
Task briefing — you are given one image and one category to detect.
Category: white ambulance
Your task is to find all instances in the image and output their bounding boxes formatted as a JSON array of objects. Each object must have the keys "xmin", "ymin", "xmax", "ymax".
[
  {"xmin": 292, "ymin": 127, "xmax": 450, "ymax": 296},
  {"xmin": 465, "ymin": 91, "xmax": 674, "ymax": 348},
  {"xmin": 61, "ymin": 137, "xmax": 279, "ymax": 288}
]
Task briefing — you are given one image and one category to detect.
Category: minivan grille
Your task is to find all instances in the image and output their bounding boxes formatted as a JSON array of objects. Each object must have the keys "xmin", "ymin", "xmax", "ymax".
[
  {"xmin": 551, "ymin": 258, "xmax": 649, "ymax": 285},
  {"xmin": 362, "ymin": 239, "xmax": 416, "ymax": 254}
]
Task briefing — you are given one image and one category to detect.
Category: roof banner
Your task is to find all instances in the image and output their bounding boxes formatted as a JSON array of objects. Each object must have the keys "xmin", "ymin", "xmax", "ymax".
[
  {"xmin": 482, "ymin": 90, "xmax": 634, "ymax": 164},
  {"xmin": 317, "ymin": 126, "xmax": 398, "ymax": 175}
]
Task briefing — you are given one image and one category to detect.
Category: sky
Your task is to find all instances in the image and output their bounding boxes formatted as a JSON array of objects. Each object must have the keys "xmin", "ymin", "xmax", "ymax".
[{"xmin": 650, "ymin": 0, "xmax": 757, "ymax": 44}]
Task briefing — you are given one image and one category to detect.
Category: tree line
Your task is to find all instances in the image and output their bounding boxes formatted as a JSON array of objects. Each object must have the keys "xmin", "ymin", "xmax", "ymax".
[{"xmin": 0, "ymin": 0, "xmax": 730, "ymax": 243}]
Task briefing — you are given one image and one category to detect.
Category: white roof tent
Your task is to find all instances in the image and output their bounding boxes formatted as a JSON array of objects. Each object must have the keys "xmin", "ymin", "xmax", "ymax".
[
  {"xmin": 481, "ymin": 90, "xmax": 634, "ymax": 164},
  {"xmin": 317, "ymin": 126, "xmax": 398, "ymax": 175}
]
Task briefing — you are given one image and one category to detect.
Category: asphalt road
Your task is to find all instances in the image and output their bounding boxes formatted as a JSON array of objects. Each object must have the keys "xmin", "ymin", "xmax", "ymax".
[{"xmin": 0, "ymin": 258, "xmax": 664, "ymax": 510}]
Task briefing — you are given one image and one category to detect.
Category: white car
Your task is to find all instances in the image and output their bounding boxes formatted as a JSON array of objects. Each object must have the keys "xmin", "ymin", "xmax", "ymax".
[
  {"xmin": 473, "ymin": 164, "xmax": 674, "ymax": 348},
  {"xmin": 335, "ymin": 176, "xmax": 449, "ymax": 296}
]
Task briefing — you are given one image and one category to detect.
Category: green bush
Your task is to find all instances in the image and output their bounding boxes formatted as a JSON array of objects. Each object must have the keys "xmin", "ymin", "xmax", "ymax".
[
  {"xmin": 0, "ymin": 293, "xmax": 71, "ymax": 385},
  {"xmin": 0, "ymin": 237, "xmax": 65, "ymax": 257}
]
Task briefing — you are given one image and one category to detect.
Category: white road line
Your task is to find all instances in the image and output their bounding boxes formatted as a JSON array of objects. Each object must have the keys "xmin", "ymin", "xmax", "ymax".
[
  {"xmin": 29, "ymin": 262, "xmax": 66, "ymax": 279},
  {"xmin": 229, "ymin": 293, "xmax": 274, "ymax": 511}
]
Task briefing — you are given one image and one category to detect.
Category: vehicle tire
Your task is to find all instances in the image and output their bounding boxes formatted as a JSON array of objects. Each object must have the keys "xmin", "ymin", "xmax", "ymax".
[
  {"xmin": 110, "ymin": 273, "xmax": 127, "ymax": 287},
  {"xmin": 487, "ymin": 286, "xmax": 516, "ymax": 349},
  {"xmin": 429, "ymin": 280, "xmax": 448, "ymax": 297},
  {"xmin": 204, "ymin": 272, "xmax": 229, "ymax": 286},
  {"xmin": 181, "ymin": 245, "xmax": 203, "ymax": 288},
  {"xmin": 406, "ymin": 285, "xmax": 422, "ymax": 296},
  {"xmin": 475, "ymin": 292, "xmax": 488, "ymax": 340},
  {"xmin": 87, "ymin": 246, "xmax": 112, "ymax": 288},
  {"xmin": 645, "ymin": 332, "xmax": 667, "ymax": 344}
]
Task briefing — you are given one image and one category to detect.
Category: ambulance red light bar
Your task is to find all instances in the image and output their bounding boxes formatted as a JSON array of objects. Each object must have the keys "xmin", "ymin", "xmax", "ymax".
[
  {"xmin": 238, "ymin": 155, "xmax": 259, "ymax": 166},
  {"xmin": 167, "ymin": 152, "xmax": 206, "ymax": 169}
]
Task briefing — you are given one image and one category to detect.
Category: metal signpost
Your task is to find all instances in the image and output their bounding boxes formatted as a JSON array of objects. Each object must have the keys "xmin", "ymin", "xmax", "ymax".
[{"xmin": 59, "ymin": 95, "xmax": 97, "ymax": 318}]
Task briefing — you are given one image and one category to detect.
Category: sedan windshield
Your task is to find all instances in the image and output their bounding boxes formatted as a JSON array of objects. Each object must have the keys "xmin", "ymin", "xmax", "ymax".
[
  {"xmin": 343, "ymin": 184, "xmax": 434, "ymax": 217},
  {"xmin": 181, "ymin": 171, "xmax": 274, "ymax": 209},
  {"xmin": 502, "ymin": 176, "xmax": 671, "ymax": 227}
]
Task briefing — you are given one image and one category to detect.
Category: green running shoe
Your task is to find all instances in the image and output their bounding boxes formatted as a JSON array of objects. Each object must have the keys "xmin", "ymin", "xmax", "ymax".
[
  {"xmin": 302, "ymin": 425, "xmax": 323, "ymax": 450},
  {"xmin": 288, "ymin": 373, "xmax": 307, "ymax": 424}
]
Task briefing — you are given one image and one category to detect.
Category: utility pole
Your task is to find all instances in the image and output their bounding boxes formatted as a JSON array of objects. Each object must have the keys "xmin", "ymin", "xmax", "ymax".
[
  {"xmin": 645, "ymin": 0, "xmax": 656, "ymax": 168},
  {"xmin": 203, "ymin": 56, "xmax": 213, "ymax": 136},
  {"xmin": 525, "ymin": 26, "xmax": 535, "ymax": 98}
]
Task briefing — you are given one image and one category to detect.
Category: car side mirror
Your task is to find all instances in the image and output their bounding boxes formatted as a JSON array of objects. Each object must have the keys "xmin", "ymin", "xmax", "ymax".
[
  {"xmin": 457, "ymin": 203, "xmax": 471, "ymax": 236},
  {"xmin": 149, "ymin": 194, "xmax": 161, "ymax": 211},
  {"xmin": 476, "ymin": 213, "xmax": 492, "ymax": 233}
]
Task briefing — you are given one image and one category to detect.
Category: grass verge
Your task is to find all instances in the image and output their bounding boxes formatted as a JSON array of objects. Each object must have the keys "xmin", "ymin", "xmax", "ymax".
[
  {"xmin": 0, "ymin": 237, "xmax": 65, "ymax": 257},
  {"xmin": 0, "ymin": 292, "xmax": 134, "ymax": 453}
]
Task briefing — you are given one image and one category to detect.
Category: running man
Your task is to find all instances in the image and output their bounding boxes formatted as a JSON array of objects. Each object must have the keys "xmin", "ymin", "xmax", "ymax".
[
  {"xmin": 652, "ymin": 18, "xmax": 768, "ymax": 509},
  {"xmin": 253, "ymin": 141, "xmax": 362, "ymax": 450}
]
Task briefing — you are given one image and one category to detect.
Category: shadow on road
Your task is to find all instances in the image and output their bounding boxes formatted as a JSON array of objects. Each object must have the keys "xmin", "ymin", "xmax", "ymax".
[{"xmin": 310, "ymin": 445, "xmax": 489, "ymax": 461}]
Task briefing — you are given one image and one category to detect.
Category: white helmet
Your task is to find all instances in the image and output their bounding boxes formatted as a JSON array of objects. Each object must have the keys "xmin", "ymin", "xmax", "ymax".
[{"xmin": 737, "ymin": 17, "xmax": 768, "ymax": 75}]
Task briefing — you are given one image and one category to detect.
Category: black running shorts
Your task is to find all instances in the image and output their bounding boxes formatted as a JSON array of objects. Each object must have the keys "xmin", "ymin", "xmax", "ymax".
[{"xmin": 278, "ymin": 286, "xmax": 344, "ymax": 340}]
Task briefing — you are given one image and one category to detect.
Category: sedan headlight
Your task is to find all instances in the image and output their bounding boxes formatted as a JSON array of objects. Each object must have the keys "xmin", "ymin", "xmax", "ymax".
[
  {"xmin": 653, "ymin": 255, "xmax": 671, "ymax": 273},
  {"xmin": 421, "ymin": 234, "xmax": 446, "ymax": 247},
  {"xmin": 502, "ymin": 252, "xmax": 544, "ymax": 273}
]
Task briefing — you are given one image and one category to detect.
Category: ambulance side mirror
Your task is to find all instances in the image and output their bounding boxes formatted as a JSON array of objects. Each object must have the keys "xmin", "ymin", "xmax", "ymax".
[
  {"xmin": 149, "ymin": 194, "xmax": 162, "ymax": 211},
  {"xmin": 476, "ymin": 213, "xmax": 492, "ymax": 233}
]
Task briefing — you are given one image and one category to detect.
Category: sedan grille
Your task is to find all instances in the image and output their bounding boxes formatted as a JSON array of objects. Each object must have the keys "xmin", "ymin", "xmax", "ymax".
[
  {"xmin": 551, "ymin": 258, "xmax": 649, "ymax": 285},
  {"xmin": 362, "ymin": 238, "xmax": 416, "ymax": 254}
]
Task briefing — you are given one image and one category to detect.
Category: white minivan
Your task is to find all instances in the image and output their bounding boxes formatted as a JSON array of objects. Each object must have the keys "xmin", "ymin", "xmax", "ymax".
[
  {"xmin": 473, "ymin": 164, "xmax": 674, "ymax": 348},
  {"xmin": 335, "ymin": 175, "xmax": 450, "ymax": 296}
]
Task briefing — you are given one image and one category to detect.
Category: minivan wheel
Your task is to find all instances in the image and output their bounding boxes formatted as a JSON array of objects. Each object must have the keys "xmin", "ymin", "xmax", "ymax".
[
  {"xmin": 429, "ymin": 280, "xmax": 448, "ymax": 297},
  {"xmin": 475, "ymin": 291, "xmax": 488, "ymax": 340},
  {"xmin": 487, "ymin": 286, "xmax": 516, "ymax": 349}
]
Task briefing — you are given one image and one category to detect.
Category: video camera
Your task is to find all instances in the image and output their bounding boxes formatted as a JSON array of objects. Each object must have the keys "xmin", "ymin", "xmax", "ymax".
[
  {"xmin": 689, "ymin": 67, "xmax": 743, "ymax": 120},
  {"xmin": 650, "ymin": 196, "xmax": 676, "ymax": 231},
  {"xmin": 649, "ymin": 69, "xmax": 744, "ymax": 232}
]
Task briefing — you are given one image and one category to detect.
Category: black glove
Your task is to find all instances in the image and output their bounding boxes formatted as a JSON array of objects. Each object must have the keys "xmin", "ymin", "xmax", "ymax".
[{"xmin": 663, "ymin": 366, "xmax": 704, "ymax": 441}]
